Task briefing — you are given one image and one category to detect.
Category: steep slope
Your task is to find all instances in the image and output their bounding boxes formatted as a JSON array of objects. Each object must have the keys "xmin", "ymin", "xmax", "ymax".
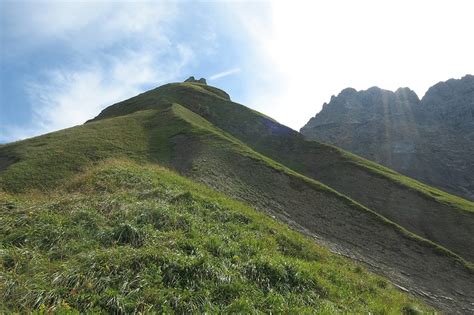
[
  {"xmin": 1, "ymin": 160, "xmax": 432, "ymax": 313},
  {"xmin": 1, "ymin": 82, "xmax": 473, "ymax": 312},
  {"xmin": 90, "ymin": 81, "xmax": 474, "ymax": 263},
  {"xmin": 301, "ymin": 75, "xmax": 474, "ymax": 200}
]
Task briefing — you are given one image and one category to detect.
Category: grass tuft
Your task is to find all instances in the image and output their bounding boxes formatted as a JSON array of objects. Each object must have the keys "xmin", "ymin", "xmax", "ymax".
[{"xmin": 0, "ymin": 159, "xmax": 433, "ymax": 313}]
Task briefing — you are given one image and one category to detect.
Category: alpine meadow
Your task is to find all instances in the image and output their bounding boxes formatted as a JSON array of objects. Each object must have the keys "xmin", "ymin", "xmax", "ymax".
[{"xmin": 1, "ymin": 1, "xmax": 474, "ymax": 314}]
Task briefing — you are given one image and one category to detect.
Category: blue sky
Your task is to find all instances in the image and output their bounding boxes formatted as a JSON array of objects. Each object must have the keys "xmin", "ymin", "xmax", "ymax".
[{"xmin": 1, "ymin": 0, "xmax": 473, "ymax": 143}]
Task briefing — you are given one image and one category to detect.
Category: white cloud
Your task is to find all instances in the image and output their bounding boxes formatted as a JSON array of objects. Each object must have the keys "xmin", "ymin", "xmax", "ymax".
[
  {"xmin": 1, "ymin": 62, "xmax": 144, "ymax": 142},
  {"xmin": 4, "ymin": 0, "xmax": 473, "ymax": 142},
  {"xmin": 209, "ymin": 68, "xmax": 241, "ymax": 80},
  {"xmin": 0, "ymin": 43, "xmax": 194, "ymax": 143},
  {"xmin": 0, "ymin": 1, "xmax": 200, "ymax": 143},
  {"xmin": 234, "ymin": 0, "xmax": 474, "ymax": 130},
  {"xmin": 3, "ymin": 1, "xmax": 177, "ymax": 51},
  {"xmin": 18, "ymin": 46, "xmax": 193, "ymax": 140}
]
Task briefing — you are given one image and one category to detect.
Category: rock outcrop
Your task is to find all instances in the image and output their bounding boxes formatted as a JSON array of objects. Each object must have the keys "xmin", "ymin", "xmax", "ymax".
[
  {"xmin": 301, "ymin": 75, "xmax": 474, "ymax": 200},
  {"xmin": 184, "ymin": 76, "xmax": 207, "ymax": 84}
]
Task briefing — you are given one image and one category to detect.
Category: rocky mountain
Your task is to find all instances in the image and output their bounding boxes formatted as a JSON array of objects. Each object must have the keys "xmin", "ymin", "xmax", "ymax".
[
  {"xmin": 301, "ymin": 75, "xmax": 474, "ymax": 200},
  {"xmin": 1, "ymin": 79, "xmax": 473, "ymax": 313}
]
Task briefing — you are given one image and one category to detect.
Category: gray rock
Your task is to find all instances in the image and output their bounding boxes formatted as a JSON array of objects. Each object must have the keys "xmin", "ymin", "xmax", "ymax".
[
  {"xmin": 184, "ymin": 76, "xmax": 207, "ymax": 85},
  {"xmin": 301, "ymin": 75, "xmax": 474, "ymax": 200}
]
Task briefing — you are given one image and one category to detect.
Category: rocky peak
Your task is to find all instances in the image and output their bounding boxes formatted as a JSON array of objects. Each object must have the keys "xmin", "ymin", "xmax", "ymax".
[
  {"xmin": 306, "ymin": 86, "xmax": 420, "ymax": 128},
  {"xmin": 395, "ymin": 87, "xmax": 420, "ymax": 103},
  {"xmin": 334, "ymin": 86, "xmax": 419, "ymax": 107},
  {"xmin": 337, "ymin": 87, "xmax": 357, "ymax": 97},
  {"xmin": 420, "ymin": 75, "xmax": 474, "ymax": 127},
  {"xmin": 184, "ymin": 76, "xmax": 207, "ymax": 85},
  {"xmin": 300, "ymin": 75, "xmax": 474, "ymax": 200},
  {"xmin": 423, "ymin": 74, "xmax": 474, "ymax": 97},
  {"xmin": 421, "ymin": 74, "xmax": 474, "ymax": 106}
]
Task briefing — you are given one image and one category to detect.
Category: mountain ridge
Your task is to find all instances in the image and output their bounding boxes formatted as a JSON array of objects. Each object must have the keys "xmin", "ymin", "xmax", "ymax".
[
  {"xmin": 1, "ymin": 80, "xmax": 473, "ymax": 312},
  {"xmin": 301, "ymin": 74, "xmax": 474, "ymax": 200}
]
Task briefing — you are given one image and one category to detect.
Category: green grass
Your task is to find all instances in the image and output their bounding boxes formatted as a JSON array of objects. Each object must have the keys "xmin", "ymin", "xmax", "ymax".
[
  {"xmin": 170, "ymin": 104, "xmax": 473, "ymax": 268},
  {"xmin": 1, "ymin": 100, "xmax": 470, "ymax": 269},
  {"xmin": 0, "ymin": 105, "xmax": 182, "ymax": 192},
  {"xmin": 0, "ymin": 101, "xmax": 321, "ymax": 196},
  {"xmin": 336, "ymin": 148, "xmax": 474, "ymax": 213},
  {"xmin": 0, "ymin": 81, "xmax": 469, "ymax": 312},
  {"xmin": 183, "ymin": 82, "xmax": 474, "ymax": 213},
  {"xmin": 94, "ymin": 81, "xmax": 474, "ymax": 213},
  {"xmin": 0, "ymin": 159, "xmax": 432, "ymax": 313}
]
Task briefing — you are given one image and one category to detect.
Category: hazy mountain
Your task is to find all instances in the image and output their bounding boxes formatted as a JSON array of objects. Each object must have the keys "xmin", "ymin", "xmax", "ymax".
[
  {"xmin": 1, "ymin": 78, "xmax": 473, "ymax": 313},
  {"xmin": 301, "ymin": 75, "xmax": 474, "ymax": 201}
]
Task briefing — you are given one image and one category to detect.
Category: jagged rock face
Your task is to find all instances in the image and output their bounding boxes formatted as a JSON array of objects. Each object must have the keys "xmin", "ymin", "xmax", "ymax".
[
  {"xmin": 301, "ymin": 75, "xmax": 474, "ymax": 200},
  {"xmin": 421, "ymin": 75, "xmax": 474, "ymax": 130}
]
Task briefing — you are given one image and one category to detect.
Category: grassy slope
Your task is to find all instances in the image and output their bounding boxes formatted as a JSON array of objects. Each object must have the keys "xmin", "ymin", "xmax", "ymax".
[
  {"xmin": 0, "ymin": 89, "xmax": 471, "ymax": 311},
  {"xmin": 86, "ymin": 82, "xmax": 474, "ymax": 265},
  {"xmin": 0, "ymin": 105, "xmax": 174, "ymax": 192},
  {"xmin": 0, "ymin": 101, "xmax": 351, "ymax": 204},
  {"xmin": 338, "ymin": 148, "xmax": 474, "ymax": 212},
  {"xmin": 0, "ymin": 102, "xmax": 470, "ymax": 267},
  {"xmin": 0, "ymin": 159, "xmax": 431, "ymax": 313},
  {"xmin": 167, "ymin": 105, "xmax": 474, "ymax": 270},
  {"xmin": 91, "ymin": 82, "xmax": 473, "ymax": 213}
]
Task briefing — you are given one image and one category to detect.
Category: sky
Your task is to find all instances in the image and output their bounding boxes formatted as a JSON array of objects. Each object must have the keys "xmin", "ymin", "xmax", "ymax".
[{"xmin": 1, "ymin": 0, "xmax": 473, "ymax": 143}]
